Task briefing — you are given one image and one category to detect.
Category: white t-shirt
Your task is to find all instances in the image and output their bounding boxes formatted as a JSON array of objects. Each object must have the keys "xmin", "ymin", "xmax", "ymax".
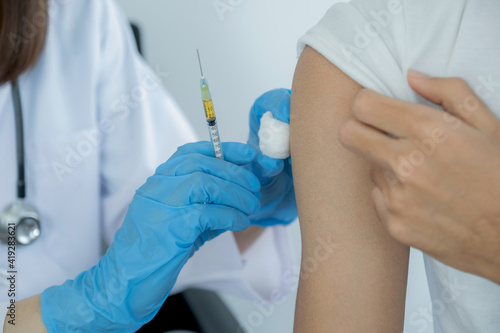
[
  {"xmin": 298, "ymin": 0, "xmax": 500, "ymax": 332},
  {"xmin": 0, "ymin": 0, "xmax": 295, "ymax": 330}
]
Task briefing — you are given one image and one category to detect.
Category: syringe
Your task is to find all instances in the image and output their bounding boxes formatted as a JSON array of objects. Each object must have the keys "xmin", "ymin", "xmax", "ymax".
[{"xmin": 197, "ymin": 49, "xmax": 224, "ymax": 160}]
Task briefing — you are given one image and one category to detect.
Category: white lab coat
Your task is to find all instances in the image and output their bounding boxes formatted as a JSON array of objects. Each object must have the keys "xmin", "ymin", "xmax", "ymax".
[{"xmin": 0, "ymin": 0, "xmax": 295, "ymax": 328}]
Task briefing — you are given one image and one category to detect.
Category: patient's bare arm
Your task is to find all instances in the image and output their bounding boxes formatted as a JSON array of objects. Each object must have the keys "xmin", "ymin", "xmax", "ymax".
[{"xmin": 291, "ymin": 46, "xmax": 409, "ymax": 332}]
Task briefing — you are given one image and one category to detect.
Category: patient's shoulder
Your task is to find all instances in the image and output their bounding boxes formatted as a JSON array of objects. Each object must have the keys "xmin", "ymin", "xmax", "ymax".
[{"xmin": 292, "ymin": 46, "xmax": 362, "ymax": 127}]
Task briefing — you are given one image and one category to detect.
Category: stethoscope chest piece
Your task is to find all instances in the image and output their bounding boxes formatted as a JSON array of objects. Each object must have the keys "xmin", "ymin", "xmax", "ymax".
[{"xmin": 0, "ymin": 200, "xmax": 41, "ymax": 245}]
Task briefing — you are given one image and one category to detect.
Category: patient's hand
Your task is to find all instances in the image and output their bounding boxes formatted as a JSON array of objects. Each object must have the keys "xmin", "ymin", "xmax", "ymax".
[{"xmin": 339, "ymin": 70, "xmax": 500, "ymax": 284}]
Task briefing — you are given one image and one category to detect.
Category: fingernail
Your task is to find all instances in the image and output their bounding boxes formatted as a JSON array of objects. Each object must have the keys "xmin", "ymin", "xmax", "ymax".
[{"xmin": 408, "ymin": 69, "xmax": 431, "ymax": 79}]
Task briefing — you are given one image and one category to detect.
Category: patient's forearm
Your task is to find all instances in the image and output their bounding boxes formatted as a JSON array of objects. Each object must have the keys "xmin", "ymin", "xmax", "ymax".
[
  {"xmin": 4, "ymin": 294, "xmax": 47, "ymax": 333},
  {"xmin": 291, "ymin": 47, "xmax": 409, "ymax": 332}
]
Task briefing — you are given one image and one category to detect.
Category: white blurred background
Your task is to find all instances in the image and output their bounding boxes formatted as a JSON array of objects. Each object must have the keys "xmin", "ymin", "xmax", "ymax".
[{"xmin": 114, "ymin": 1, "xmax": 433, "ymax": 332}]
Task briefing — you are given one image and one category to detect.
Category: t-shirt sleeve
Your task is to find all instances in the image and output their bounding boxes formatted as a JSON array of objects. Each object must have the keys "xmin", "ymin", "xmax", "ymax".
[{"xmin": 297, "ymin": 0, "xmax": 409, "ymax": 99}]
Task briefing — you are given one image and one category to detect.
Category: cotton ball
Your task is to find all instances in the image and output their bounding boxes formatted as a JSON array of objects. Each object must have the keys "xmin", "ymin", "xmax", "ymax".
[{"xmin": 258, "ymin": 111, "xmax": 290, "ymax": 159}]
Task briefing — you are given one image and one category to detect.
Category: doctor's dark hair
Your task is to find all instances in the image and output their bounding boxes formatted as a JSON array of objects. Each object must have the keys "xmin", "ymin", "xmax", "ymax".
[{"xmin": 0, "ymin": 0, "xmax": 49, "ymax": 84}]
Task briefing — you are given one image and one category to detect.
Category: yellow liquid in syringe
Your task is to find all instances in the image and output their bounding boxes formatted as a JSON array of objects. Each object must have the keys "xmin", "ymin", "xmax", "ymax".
[{"xmin": 203, "ymin": 99, "xmax": 215, "ymax": 119}]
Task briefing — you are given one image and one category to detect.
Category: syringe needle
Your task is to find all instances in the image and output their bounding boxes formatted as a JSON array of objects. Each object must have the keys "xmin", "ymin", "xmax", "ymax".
[{"xmin": 196, "ymin": 49, "xmax": 204, "ymax": 77}]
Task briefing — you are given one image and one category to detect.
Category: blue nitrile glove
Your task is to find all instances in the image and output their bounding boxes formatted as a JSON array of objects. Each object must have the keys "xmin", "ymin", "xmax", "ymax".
[
  {"xmin": 40, "ymin": 142, "xmax": 261, "ymax": 333},
  {"xmin": 248, "ymin": 88, "xmax": 297, "ymax": 227}
]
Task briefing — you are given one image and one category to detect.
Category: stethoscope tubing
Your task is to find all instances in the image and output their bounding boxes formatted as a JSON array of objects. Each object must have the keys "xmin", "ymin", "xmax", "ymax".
[{"xmin": 11, "ymin": 80, "xmax": 26, "ymax": 199}]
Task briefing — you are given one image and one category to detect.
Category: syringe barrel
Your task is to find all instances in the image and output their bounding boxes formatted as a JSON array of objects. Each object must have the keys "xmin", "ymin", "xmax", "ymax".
[
  {"xmin": 206, "ymin": 118, "xmax": 224, "ymax": 159},
  {"xmin": 199, "ymin": 77, "xmax": 223, "ymax": 159}
]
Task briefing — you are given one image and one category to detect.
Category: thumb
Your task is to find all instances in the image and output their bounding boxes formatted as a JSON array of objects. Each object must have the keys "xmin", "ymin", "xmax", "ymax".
[{"xmin": 407, "ymin": 70, "xmax": 500, "ymax": 135}]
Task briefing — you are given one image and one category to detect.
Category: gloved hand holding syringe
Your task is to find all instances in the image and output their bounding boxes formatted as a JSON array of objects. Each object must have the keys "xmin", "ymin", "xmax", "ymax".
[
  {"xmin": 36, "ymin": 52, "xmax": 298, "ymax": 333},
  {"xmin": 195, "ymin": 50, "xmax": 297, "ymax": 226}
]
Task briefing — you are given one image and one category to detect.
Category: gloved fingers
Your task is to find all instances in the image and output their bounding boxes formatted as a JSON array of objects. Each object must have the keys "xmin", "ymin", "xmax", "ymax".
[
  {"xmin": 157, "ymin": 154, "xmax": 260, "ymax": 193},
  {"xmin": 254, "ymin": 152, "xmax": 285, "ymax": 177},
  {"xmin": 198, "ymin": 205, "xmax": 251, "ymax": 231},
  {"xmin": 168, "ymin": 142, "xmax": 256, "ymax": 166},
  {"xmin": 245, "ymin": 153, "xmax": 285, "ymax": 187},
  {"xmin": 186, "ymin": 174, "xmax": 261, "ymax": 215},
  {"xmin": 250, "ymin": 169, "xmax": 297, "ymax": 225},
  {"xmin": 137, "ymin": 173, "xmax": 261, "ymax": 215},
  {"xmin": 261, "ymin": 89, "xmax": 291, "ymax": 123},
  {"xmin": 248, "ymin": 89, "xmax": 290, "ymax": 143},
  {"xmin": 249, "ymin": 89, "xmax": 291, "ymax": 124}
]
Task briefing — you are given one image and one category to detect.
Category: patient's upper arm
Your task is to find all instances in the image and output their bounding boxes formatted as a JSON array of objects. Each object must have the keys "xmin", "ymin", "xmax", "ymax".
[{"xmin": 291, "ymin": 46, "xmax": 409, "ymax": 332}]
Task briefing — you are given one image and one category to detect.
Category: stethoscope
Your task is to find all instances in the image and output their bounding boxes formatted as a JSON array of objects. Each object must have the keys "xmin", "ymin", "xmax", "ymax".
[{"xmin": 0, "ymin": 81, "xmax": 41, "ymax": 245}]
